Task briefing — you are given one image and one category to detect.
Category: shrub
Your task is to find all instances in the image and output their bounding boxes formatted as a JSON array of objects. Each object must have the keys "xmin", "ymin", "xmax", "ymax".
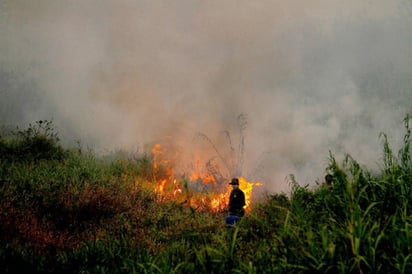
[{"xmin": 0, "ymin": 120, "xmax": 67, "ymax": 162}]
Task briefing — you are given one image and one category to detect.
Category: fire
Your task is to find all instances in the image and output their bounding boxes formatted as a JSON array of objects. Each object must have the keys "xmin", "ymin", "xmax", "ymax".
[
  {"xmin": 147, "ymin": 143, "xmax": 262, "ymax": 212},
  {"xmin": 237, "ymin": 177, "xmax": 255, "ymax": 211}
]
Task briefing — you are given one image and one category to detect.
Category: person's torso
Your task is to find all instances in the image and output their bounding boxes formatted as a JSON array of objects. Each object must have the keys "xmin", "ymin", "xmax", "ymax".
[{"xmin": 230, "ymin": 189, "xmax": 245, "ymax": 205}]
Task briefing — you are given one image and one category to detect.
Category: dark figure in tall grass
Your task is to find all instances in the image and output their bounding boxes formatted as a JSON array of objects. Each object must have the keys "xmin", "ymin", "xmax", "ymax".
[
  {"xmin": 228, "ymin": 178, "xmax": 246, "ymax": 217},
  {"xmin": 324, "ymin": 174, "xmax": 333, "ymax": 189}
]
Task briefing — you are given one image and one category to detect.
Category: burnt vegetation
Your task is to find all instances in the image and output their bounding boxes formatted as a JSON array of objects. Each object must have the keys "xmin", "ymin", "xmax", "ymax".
[
  {"xmin": 1, "ymin": 116, "xmax": 412, "ymax": 273},
  {"xmin": 194, "ymin": 113, "xmax": 248, "ymax": 185}
]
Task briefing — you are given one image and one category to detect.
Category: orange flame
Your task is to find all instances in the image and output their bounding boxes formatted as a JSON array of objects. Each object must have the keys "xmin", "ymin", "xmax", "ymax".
[{"xmin": 148, "ymin": 144, "xmax": 262, "ymax": 212}]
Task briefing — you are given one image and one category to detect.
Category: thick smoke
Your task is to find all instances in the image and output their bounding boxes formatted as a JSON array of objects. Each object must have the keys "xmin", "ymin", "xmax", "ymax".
[{"xmin": 1, "ymin": 1, "xmax": 412, "ymax": 193}]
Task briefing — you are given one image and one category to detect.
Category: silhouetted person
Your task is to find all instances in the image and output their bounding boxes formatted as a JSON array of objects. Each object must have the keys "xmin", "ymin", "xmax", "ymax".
[
  {"xmin": 325, "ymin": 174, "xmax": 333, "ymax": 189},
  {"xmin": 228, "ymin": 178, "xmax": 246, "ymax": 217}
]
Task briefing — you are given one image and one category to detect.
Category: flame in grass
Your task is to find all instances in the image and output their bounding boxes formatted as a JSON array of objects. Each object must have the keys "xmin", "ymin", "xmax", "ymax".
[
  {"xmin": 237, "ymin": 177, "xmax": 258, "ymax": 211},
  {"xmin": 147, "ymin": 144, "xmax": 262, "ymax": 212}
]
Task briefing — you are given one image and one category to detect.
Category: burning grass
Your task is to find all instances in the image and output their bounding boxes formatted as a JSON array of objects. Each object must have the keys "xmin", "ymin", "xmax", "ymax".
[{"xmin": 2, "ymin": 116, "xmax": 412, "ymax": 273}]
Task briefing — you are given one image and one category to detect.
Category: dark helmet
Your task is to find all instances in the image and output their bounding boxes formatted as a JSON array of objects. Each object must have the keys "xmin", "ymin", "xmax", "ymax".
[{"xmin": 229, "ymin": 178, "xmax": 239, "ymax": 185}]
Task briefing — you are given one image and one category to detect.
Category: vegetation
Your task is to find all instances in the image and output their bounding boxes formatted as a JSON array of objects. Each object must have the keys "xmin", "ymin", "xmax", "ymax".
[{"xmin": 1, "ymin": 116, "xmax": 412, "ymax": 273}]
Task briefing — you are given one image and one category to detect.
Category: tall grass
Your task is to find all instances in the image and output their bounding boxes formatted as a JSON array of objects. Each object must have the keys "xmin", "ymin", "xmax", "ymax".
[{"xmin": 1, "ymin": 116, "xmax": 412, "ymax": 273}]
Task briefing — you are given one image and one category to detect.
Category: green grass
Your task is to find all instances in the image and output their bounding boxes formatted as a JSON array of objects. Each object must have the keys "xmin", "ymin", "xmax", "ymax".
[{"xmin": 1, "ymin": 116, "xmax": 412, "ymax": 273}]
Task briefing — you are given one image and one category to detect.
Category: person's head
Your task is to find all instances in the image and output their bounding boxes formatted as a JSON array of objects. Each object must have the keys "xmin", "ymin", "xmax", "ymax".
[
  {"xmin": 229, "ymin": 178, "xmax": 239, "ymax": 189},
  {"xmin": 325, "ymin": 174, "xmax": 333, "ymax": 185}
]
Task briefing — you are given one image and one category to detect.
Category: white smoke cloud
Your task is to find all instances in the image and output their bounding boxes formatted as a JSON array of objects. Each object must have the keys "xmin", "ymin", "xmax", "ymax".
[{"xmin": 1, "ymin": 0, "xmax": 412, "ymax": 193}]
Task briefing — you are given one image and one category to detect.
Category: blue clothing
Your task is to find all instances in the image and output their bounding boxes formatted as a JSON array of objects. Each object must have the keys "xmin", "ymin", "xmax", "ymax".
[{"xmin": 225, "ymin": 215, "xmax": 240, "ymax": 226}]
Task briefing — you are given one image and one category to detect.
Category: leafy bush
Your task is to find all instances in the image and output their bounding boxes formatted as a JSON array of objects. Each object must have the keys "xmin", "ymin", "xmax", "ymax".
[{"xmin": 0, "ymin": 120, "xmax": 67, "ymax": 162}]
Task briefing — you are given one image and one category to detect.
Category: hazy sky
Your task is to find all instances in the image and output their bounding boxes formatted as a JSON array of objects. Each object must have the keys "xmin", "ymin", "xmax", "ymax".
[{"xmin": 1, "ymin": 0, "xmax": 412, "ymax": 192}]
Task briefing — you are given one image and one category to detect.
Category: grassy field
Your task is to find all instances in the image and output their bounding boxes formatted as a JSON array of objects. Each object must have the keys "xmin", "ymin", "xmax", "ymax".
[{"xmin": 1, "ymin": 117, "xmax": 412, "ymax": 273}]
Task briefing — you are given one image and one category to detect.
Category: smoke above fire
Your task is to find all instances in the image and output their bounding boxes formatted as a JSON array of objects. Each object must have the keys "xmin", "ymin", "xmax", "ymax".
[{"xmin": 1, "ymin": 1, "xmax": 412, "ymax": 193}]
